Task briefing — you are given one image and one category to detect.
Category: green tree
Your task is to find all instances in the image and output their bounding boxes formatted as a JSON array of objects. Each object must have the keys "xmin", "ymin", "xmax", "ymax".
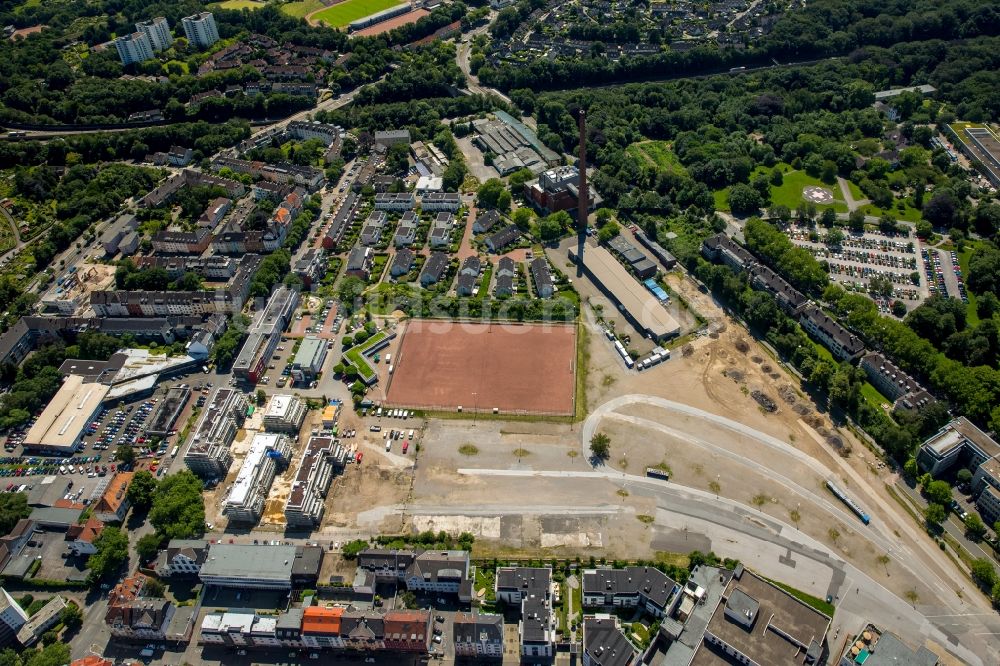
[
  {"xmin": 512, "ymin": 207, "xmax": 534, "ymax": 231},
  {"xmin": 115, "ymin": 443, "xmax": 135, "ymax": 467},
  {"xmin": 964, "ymin": 513, "xmax": 987, "ymax": 541},
  {"xmin": 477, "ymin": 178, "xmax": 511, "ymax": 211},
  {"xmin": 970, "ymin": 557, "xmax": 997, "ymax": 589},
  {"xmin": 136, "ymin": 533, "xmax": 164, "ymax": 562},
  {"xmin": 924, "ymin": 480, "xmax": 953, "ymax": 505},
  {"xmin": 149, "ymin": 471, "xmax": 205, "ymax": 541},
  {"xmin": 956, "ymin": 468, "xmax": 973, "ymax": 485},
  {"xmin": 538, "ymin": 217, "xmax": 563, "ymax": 241},
  {"xmin": 597, "ymin": 221, "xmax": 620, "ymax": 243},
  {"xmin": 590, "ymin": 432, "xmax": 610, "ymax": 460},
  {"xmin": 337, "ymin": 276, "xmax": 366, "ymax": 309},
  {"xmin": 0, "ymin": 493, "xmax": 31, "ymax": 536},
  {"xmin": 24, "ymin": 642, "xmax": 71, "ymax": 666},
  {"xmin": 126, "ymin": 470, "xmax": 158, "ymax": 512},
  {"xmin": 848, "ymin": 209, "xmax": 866, "ymax": 232},
  {"xmin": 256, "ymin": 389, "xmax": 267, "ymax": 406},
  {"xmin": 727, "ymin": 183, "xmax": 762, "ymax": 216},
  {"xmin": 924, "ymin": 503, "xmax": 946, "ymax": 526},
  {"xmin": 342, "ymin": 539, "xmax": 369, "ymax": 560},
  {"xmin": 59, "ymin": 602, "xmax": 82, "ymax": 631},
  {"xmin": 87, "ymin": 526, "xmax": 129, "ymax": 583}
]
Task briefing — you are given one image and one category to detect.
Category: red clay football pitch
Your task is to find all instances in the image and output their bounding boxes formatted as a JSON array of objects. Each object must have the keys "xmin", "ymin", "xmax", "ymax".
[{"xmin": 384, "ymin": 320, "xmax": 577, "ymax": 415}]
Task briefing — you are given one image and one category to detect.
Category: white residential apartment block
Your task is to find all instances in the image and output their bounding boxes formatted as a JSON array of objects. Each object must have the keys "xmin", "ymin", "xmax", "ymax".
[
  {"xmin": 285, "ymin": 436, "xmax": 339, "ymax": 528},
  {"xmin": 184, "ymin": 387, "xmax": 247, "ymax": 479},
  {"xmin": 182, "ymin": 12, "xmax": 220, "ymax": 49},
  {"xmin": 222, "ymin": 433, "xmax": 291, "ymax": 524},
  {"xmin": 136, "ymin": 17, "xmax": 173, "ymax": 52},
  {"xmin": 114, "ymin": 32, "xmax": 155, "ymax": 66},
  {"xmin": 262, "ymin": 395, "xmax": 307, "ymax": 433}
]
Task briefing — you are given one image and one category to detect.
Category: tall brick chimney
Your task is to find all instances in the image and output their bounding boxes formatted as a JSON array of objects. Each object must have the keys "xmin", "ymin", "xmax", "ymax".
[{"xmin": 577, "ymin": 109, "xmax": 588, "ymax": 234}]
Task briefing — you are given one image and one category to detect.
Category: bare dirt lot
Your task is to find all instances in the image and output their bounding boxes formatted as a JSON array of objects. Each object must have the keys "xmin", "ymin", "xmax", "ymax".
[{"xmin": 385, "ymin": 319, "xmax": 577, "ymax": 414}]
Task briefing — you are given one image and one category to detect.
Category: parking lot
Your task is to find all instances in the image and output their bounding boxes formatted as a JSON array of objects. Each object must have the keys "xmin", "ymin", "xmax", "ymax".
[
  {"xmin": 786, "ymin": 225, "xmax": 927, "ymax": 313},
  {"xmin": 0, "ymin": 376, "xmax": 205, "ymax": 496},
  {"xmin": 257, "ymin": 298, "xmax": 341, "ymax": 390}
]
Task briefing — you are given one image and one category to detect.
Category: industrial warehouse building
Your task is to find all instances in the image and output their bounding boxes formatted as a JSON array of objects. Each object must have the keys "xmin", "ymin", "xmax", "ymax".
[
  {"xmin": 23, "ymin": 375, "xmax": 110, "ymax": 453},
  {"xmin": 569, "ymin": 245, "xmax": 680, "ymax": 341}
]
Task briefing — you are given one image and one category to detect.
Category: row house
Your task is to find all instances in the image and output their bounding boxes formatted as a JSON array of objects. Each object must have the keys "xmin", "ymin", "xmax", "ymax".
[
  {"xmin": 429, "ymin": 212, "xmax": 454, "ymax": 248},
  {"xmin": 420, "ymin": 191, "xmax": 461, "ymax": 213},
  {"xmin": 420, "ymin": 252, "xmax": 449, "ymax": 287},
  {"xmin": 495, "ymin": 566, "xmax": 552, "ymax": 605},
  {"xmin": 90, "ymin": 289, "xmax": 241, "ymax": 317},
  {"xmin": 345, "ymin": 246, "xmax": 374, "ymax": 280},
  {"xmin": 473, "ymin": 209, "xmax": 502, "ymax": 234},
  {"xmin": 135, "ymin": 255, "xmax": 237, "ymax": 281},
  {"xmin": 271, "ymin": 82, "xmax": 317, "ymax": 98},
  {"xmin": 105, "ymin": 573, "xmax": 178, "ymax": 642},
  {"xmin": 390, "ymin": 249, "xmax": 415, "ymax": 278},
  {"xmin": 799, "ymin": 305, "xmax": 864, "ymax": 361},
  {"xmin": 139, "ymin": 169, "xmax": 244, "ymax": 209},
  {"xmin": 360, "ymin": 211, "xmax": 388, "ymax": 246},
  {"xmin": 456, "ymin": 256, "xmax": 481, "ymax": 296},
  {"xmin": 151, "ymin": 228, "xmax": 212, "ymax": 254},
  {"xmin": 485, "ymin": 225, "xmax": 521, "ymax": 253},
  {"xmin": 253, "ymin": 180, "xmax": 293, "ymax": 202},
  {"xmin": 494, "ymin": 257, "xmax": 516, "ymax": 297},
  {"xmin": 354, "ymin": 549, "xmax": 472, "ymax": 600},
  {"xmin": 155, "ymin": 539, "xmax": 208, "ymax": 577},
  {"xmin": 293, "ymin": 248, "xmax": 326, "ymax": 288},
  {"xmin": 582, "ymin": 566, "xmax": 678, "ymax": 618},
  {"xmin": 748, "ymin": 263, "xmax": 807, "ymax": 315},
  {"xmin": 701, "ymin": 232, "xmax": 754, "ymax": 270},
  {"xmin": 859, "ymin": 351, "xmax": 937, "ymax": 412},
  {"xmin": 198, "ymin": 197, "xmax": 230, "ymax": 228},
  {"xmin": 530, "ymin": 257, "xmax": 554, "ymax": 299},
  {"xmin": 375, "ymin": 192, "xmax": 415, "ymax": 212},
  {"xmin": 453, "ymin": 612, "xmax": 504, "ymax": 659},
  {"xmin": 324, "ymin": 190, "xmax": 358, "ymax": 251},
  {"xmin": 393, "ymin": 211, "xmax": 418, "ymax": 247}
]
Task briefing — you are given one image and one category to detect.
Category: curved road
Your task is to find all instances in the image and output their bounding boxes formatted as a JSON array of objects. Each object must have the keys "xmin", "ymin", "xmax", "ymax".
[{"xmin": 578, "ymin": 393, "xmax": 999, "ymax": 663}]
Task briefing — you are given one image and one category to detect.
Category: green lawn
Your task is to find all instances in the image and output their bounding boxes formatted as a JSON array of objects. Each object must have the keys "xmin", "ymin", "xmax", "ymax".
[
  {"xmin": 311, "ymin": 0, "xmax": 405, "ymax": 27},
  {"xmin": 957, "ymin": 243, "xmax": 981, "ymax": 326},
  {"xmin": 343, "ymin": 330, "xmax": 389, "ymax": 380},
  {"xmin": 858, "ymin": 200, "xmax": 922, "ymax": 223},
  {"xmin": 845, "ymin": 179, "xmax": 865, "ymax": 202},
  {"xmin": 713, "ymin": 167, "xmax": 848, "ymax": 214},
  {"xmin": 626, "ymin": 141, "xmax": 688, "ymax": 175},
  {"xmin": 207, "ymin": 0, "xmax": 266, "ymax": 9},
  {"xmin": 769, "ymin": 170, "xmax": 847, "ymax": 213},
  {"xmin": 763, "ymin": 577, "xmax": 836, "ymax": 617},
  {"xmin": 280, "ymin": 0, "xmax": 326, "ymax": 18},
  {"xmin": 860, "ymin": 382, "xmax": 891, "ymax": 411},
  {"xmin": 713, "ymin": 187, "xmax": 730, "ymax": 212}
]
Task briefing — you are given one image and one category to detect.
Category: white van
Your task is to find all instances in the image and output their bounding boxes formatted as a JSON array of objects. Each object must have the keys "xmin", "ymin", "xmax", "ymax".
[
  {"xmin": 385, "ymin": 441, "xmax": 391, "ymax": 452},
  {"xmin": 408, "ymin": 430, "xmax": 414, "ymax": 439}
]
